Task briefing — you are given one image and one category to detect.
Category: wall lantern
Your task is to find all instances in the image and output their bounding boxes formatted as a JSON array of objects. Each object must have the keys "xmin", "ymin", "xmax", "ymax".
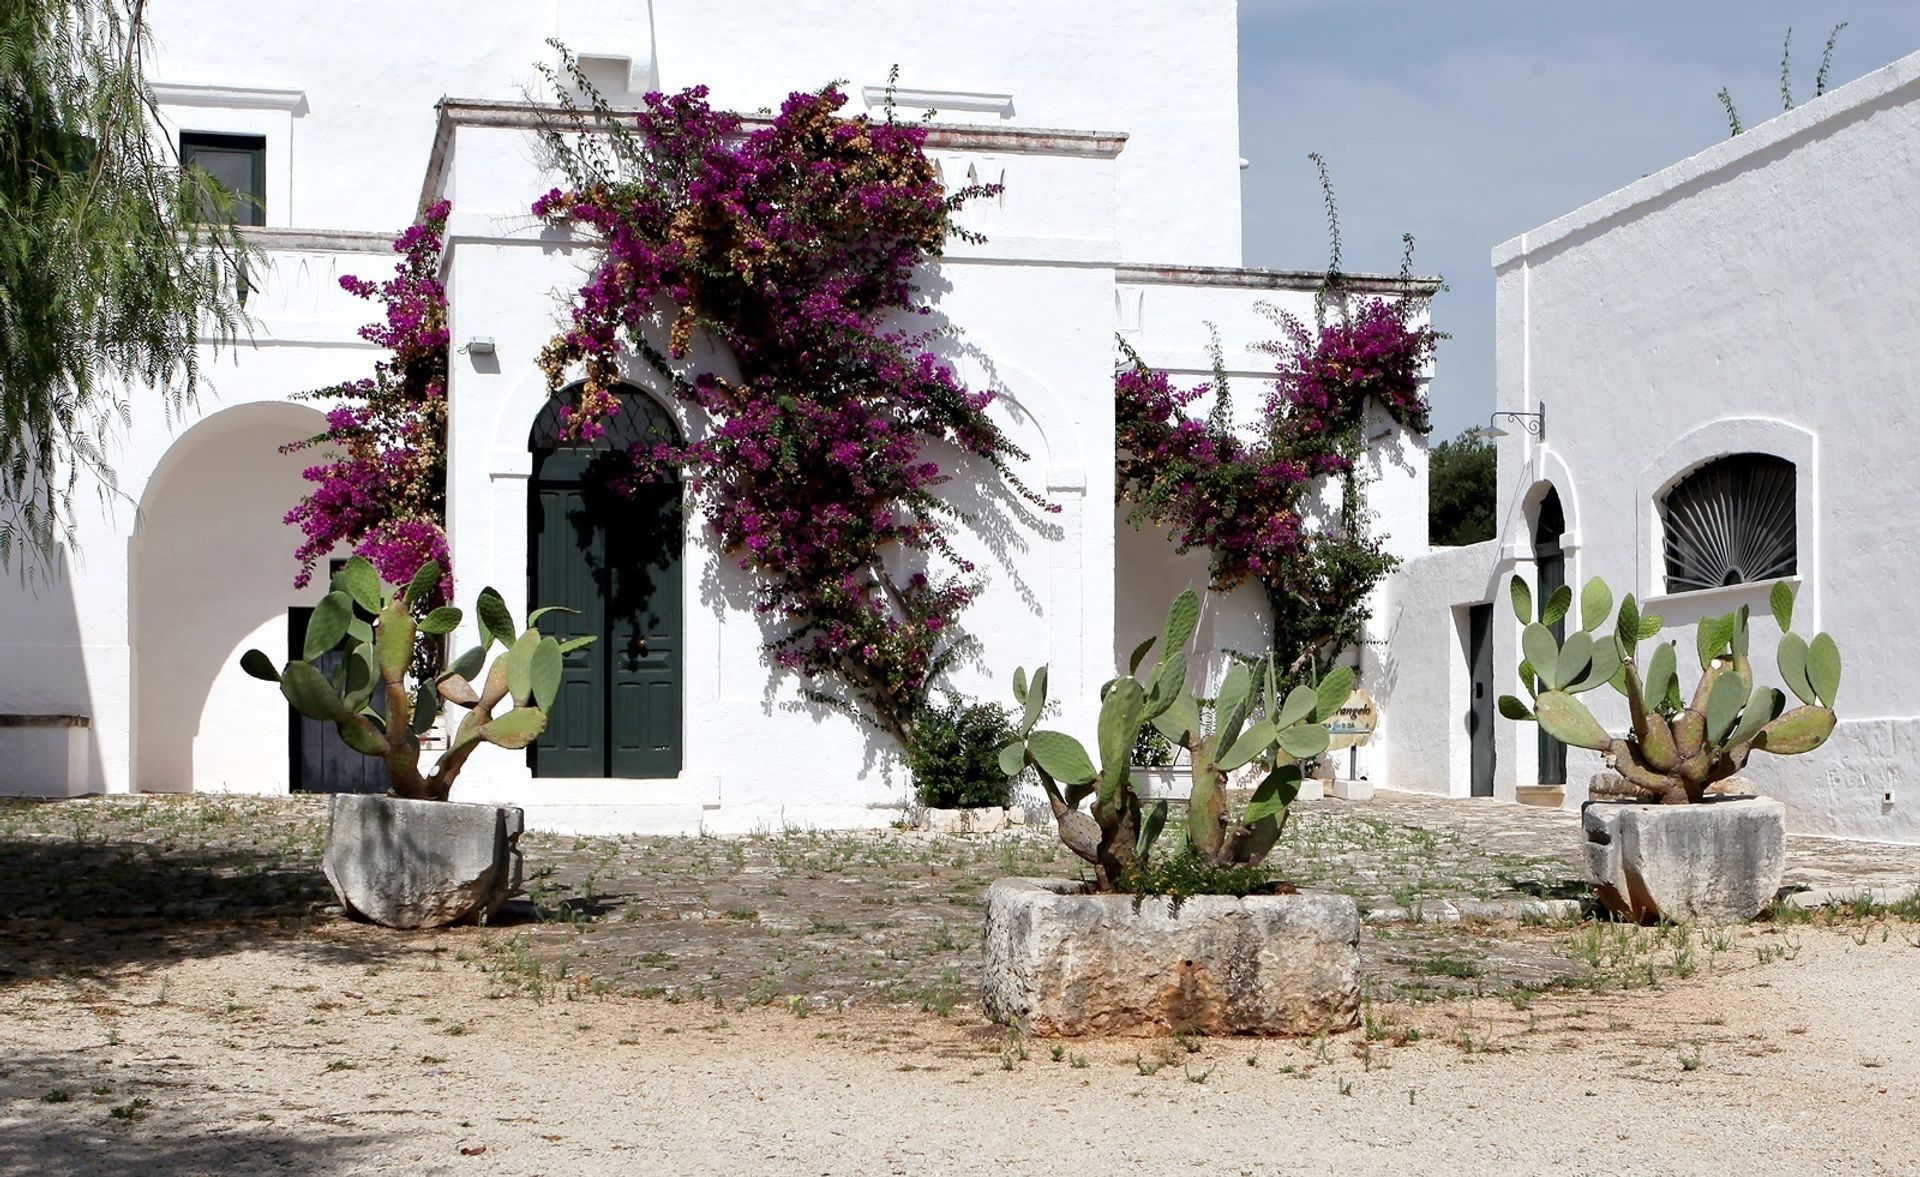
[
  {"xmin": 1469, "ymin": 401, "xmax": 1545, "ymax": 441},
  {"xmin": 460, "ymin": 336, "xmax": 496, "ymax": 356}
]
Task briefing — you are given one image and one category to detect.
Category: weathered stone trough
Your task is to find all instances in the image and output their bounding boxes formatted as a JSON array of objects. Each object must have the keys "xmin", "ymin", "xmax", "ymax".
[
  {"xmin": 1582, "ymin": 795, "xmax": 1786, "ymax": 923},
  {"xmin": 322, "ymin": 794, "xmax": 524, "ymax": 929},
  {"xmin": 982, "ymin": 877, "xmax": 1361, "ymax": 1036}
]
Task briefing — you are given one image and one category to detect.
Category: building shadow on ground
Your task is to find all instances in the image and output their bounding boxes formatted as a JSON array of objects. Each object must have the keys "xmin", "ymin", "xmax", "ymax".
[{"xmin": 0, "ymin": 1048, "xmax": 383, "ymax": 1175}]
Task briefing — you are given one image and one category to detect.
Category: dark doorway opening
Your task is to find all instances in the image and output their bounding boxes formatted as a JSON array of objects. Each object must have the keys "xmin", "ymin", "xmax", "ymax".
[
  {"xmin": 1534, "ymin": 488, "xmax": 1567, "ymax": 787},
  {"xmin": 527, "ymin": 385, "xmax": 684, "ymax": 778},
  {"xmin": 1467, "ymin": 602, "xmax": 1495, "ymax": 798}
]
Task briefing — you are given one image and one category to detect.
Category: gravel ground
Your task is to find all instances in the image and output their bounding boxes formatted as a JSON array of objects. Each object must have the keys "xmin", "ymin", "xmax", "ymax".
[
  {"xmin": 2, "ymin": 918, "xmax": 1917, "ymax": 1175},
  {"xmin": 3, "ymin": 792, "xmax": 1918, "ymax": 1174}
]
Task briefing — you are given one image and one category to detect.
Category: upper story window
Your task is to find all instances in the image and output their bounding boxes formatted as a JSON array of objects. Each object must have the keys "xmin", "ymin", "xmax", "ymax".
[
  {"xmin": 1661, "ymin": 453, "xmax": 1796, "ymax": 593},
  {"xmin": 180, "ymin": 131, "xmax": 265, "ymax": 226}
]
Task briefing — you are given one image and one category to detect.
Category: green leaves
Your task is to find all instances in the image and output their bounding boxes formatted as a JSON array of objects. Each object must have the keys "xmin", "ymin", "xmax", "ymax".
[
  {"xmin": 280, "ymin": 661, "xmax": 348, "ymax": 722},
  {"xmin": 1770, "ymin": 580, "xmax": 1795, "ymax": 633},
  {"xmin": 1277, "ymin": 684, "xmax": 1317, "ymax": 729},
  {"xmin": 1127, "ymin": 636, "xmax": 1158, "ymax": 676},
  {"xmin": 304, "ymin": 591, "xmax": 354, "ymax": 661},
  {"xmin": 441, "ymin": 645, "xmax": 485, "ymax": 686},
  {"xmin": 1696, "ymin": 612, "xmax": 1736, "ymax": 669},
  {"xmin": 997, "ymin": 740, "xmax": 1027, "ymax": 779},
  {"xmin": 476, "ymin": 588, "xmax": 516, "ymax": 650},
  {"xmin": 1534, "ymin": 690, "xmax": 1613, "ymax": 751},
  {"xmin": 375, "ymin": 602, "xmax": 415, "ymax": 683},
  {"xmin": 1540, "ymin": 585, "xmax": 1573, "ymax": 629},
  {"xmin": 1522, "ymin": 623, "xmax": 1560, "ymax": 692},
  {"xmin": 239, "ymin": 649, "xmax": 280, "ymax": 682},
  {"xmin": 332, "ymin": 558, "xmax": 383, "ymax": 614},
  {"xmin": 1643, "ymin": 642, "xmax": 1678, "ymax": 712},
  {"xmin": 1579, "ymin": 577, "xmax": 1612, "ymax": 633},
  {"xmin": 1806, "ymin": 633, "xmax": 1841, "ymax": 707},
  {"xmin": 1215, "ymin": 664, "xmax": 1254, "ymax": 750},
  {"xmin": 420, "ymin": 606, "xmax": 463, "ymax": 636},
  {"xmin": 403, "ymin": 561, "xmax": 442, "ymax": 610},
  {"xmin": 1136, "ymin": 798, "xmax": 1169, "ymax": 860},
  {"xmin": 1777, "ymin": 633, "xmax": 1815, "ymax": 706},
  {"xmin": 1727, "ymin": 685, "xmax": 1782, "ymax": 750},
  {"xmin": 1276, "ymin": 722, "xmax": 1330, "ymax": 760},
  {"xmin": 1509, "ymin": 575, "xmax": 1533, "ymax": 625},
  {"xmin": 1218, "ymin": 721, "xmax": 1277, "ymax": 772},
  {"xmin": 1497, "ymin": 694, "xmax": 1534, "ymax": 721},
  {"xmin": 1026, "ymin": 730, "xmax": 1097, "ymax": 786},
  {"xmin": 1705, "ymin": 672, "xmax": 1746, "ymax": 744},
  {"xmin": 505, "ymin": 630, "xmax": 541, "ymax": 707},
  {"xmin": 1755, "ymin": 705, "xmax": 1836, "ymax": 755},
  {"xmin": 1313, "ymin": 665, "xmax": 1355, "ymax": 723},
  {"xmin": 1096, "ymin": 678, "xmax": 1146, "ymax": 805},
  {"xmin": 1162, "ymin": 589, "xmax": 1200, "ymax": 655},
  {"xmin": 480, "ymin": 706, "xmax": 548, "ymax": 750},
  {"xmin": 1018, "ymin": 665, "xmax": 1048, "ymax": 735},
  {"xmin": 530, "ymin": 637, "xmax": 563, "ymax": 711}
]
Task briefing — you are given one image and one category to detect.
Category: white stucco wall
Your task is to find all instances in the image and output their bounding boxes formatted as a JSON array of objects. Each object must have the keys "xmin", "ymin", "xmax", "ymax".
[
  {"xmin": 1, "ymin": 0, "xmax": 1449, "ymax": 834},
  {"xmin": 1382, "ymin": 48, "xmax": 1920, "ymax": 842}
]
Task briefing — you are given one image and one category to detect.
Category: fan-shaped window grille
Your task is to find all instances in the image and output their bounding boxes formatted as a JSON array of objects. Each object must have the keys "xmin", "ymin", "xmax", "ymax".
[{"xmin": 1660, "ymin": 454, "xmax": 1796, "ymax": 593}]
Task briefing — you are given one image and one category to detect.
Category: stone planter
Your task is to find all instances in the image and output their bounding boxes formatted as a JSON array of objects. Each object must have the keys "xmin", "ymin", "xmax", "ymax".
[
  {"xmin": 322, "ymin": 794, "xmax": 524, "ymax": 930},
  {"xmin": 982, "ymin": 877, "xmax": 1361, "ymax": 1036},
  {"xmin": 1582, "ymin": 796, "xmax": 1786, "ymax": 924}
]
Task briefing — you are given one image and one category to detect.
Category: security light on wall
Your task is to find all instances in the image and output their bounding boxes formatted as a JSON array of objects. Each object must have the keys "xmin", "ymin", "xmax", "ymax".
[
  {"xmin": 460, "ymin": 336, "xmax": 496, "ymax": 356},
  {"xmin": 1469, "ymin": 401, "xmax": 1545, "ymax": 442}
]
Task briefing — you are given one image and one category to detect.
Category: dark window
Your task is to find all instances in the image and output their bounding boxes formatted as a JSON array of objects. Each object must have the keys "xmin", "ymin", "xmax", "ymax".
[
  {"xmin": 180, "ymin": 131, "xmax": 265, "ymax": 225},
  {"xmin": 1661, "ymin": 454, "xmax": 1797, "ymax": 593}
]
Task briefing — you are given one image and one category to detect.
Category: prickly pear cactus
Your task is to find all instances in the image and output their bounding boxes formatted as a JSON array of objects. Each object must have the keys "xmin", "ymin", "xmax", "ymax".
[
  {"xmin": 999, "ymin": 589, "xmax": 1346, "ymax": 890},
  {"xmin": 1498, "ymin": 576, "xmax": 1838, "ymax": 804},
  {"xmin": 241, "ymin": 556, "xmax": 595, "ymax": 801}
]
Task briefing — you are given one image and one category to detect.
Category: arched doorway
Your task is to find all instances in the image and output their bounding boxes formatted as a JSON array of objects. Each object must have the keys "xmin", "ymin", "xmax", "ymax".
[
  {"xmin": 1533, "ymin": 487, "xmax": 1567, "ymax": 788},
  {"xmin": 527, "ymin": 385, "xmax": 684, "ymax": 778}
]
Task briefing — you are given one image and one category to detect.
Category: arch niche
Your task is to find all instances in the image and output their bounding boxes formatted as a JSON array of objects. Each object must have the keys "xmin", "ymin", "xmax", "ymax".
[
  {"xmin": 527, "ymin": 383, "xmax": 685, "ymax": 778},
  {"xmin": 130, "ymin": 401, "xmax": 330, "ymax": 794}
]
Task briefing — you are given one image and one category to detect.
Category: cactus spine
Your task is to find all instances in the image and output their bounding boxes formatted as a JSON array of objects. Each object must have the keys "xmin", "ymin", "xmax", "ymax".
[
  {"xmin": 240, "ymin": 556, "xmax": 595, "ymax": 801},
  {"xmin": 1498, "ymin": 576, "xmax": 1838, "ymax": 804},
  {"xmin": 1000, "ymin": 590, "xmax": 1347, "ymax": 890}
]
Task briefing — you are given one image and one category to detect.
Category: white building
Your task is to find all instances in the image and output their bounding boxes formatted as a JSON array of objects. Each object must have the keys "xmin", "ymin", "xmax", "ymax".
[
  {"xmin": 1377, "ymin": 48, "xmax": 1920, "ymax": 844},
  {"xmin": 0, "ymin": 1, "xmax": 1430, "ymax": 833}
]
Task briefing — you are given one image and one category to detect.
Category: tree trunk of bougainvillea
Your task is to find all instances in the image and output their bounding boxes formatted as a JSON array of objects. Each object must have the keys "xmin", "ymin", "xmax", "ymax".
[{"xmin": 527, "ymin": 59, "xmax": 1056, "ymax": 753}]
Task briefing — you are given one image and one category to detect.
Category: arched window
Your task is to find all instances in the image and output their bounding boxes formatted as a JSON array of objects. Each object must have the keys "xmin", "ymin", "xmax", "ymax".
[{"xmin": 1660, "ymin": 454, "xmax": 1796, "ymax": 593}]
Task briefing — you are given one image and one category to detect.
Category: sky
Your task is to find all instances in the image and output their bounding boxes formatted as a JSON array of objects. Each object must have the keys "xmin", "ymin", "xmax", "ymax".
[{"xmin": 1236, "ymin": 1, "xmax": 1920, "ymax": 441}]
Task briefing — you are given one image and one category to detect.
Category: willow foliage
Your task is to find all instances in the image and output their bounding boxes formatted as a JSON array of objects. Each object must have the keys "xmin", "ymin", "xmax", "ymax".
[{"xmin": 0, "ymin": 0, "xmax": 253, "ymax": 570}]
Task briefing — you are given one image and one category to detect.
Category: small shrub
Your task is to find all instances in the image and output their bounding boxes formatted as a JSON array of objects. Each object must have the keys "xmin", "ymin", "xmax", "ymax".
[
  {"xmin": 907, "ymin": 698, "xmax": 1018, "ymax": 809},
  {"xmin": 1131, "ymin": 725, "xmax": 1175, "ymax": 767},
  {"xmin": 1118, "ymin": 846, "xmax": 1282, "ymax": 912}
]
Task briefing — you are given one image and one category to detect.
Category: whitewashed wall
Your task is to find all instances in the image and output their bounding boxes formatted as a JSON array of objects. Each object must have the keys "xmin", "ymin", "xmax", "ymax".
[
  {"xmin": 1, "ymin": 0, "xmax": 1448, "ymax": 832},
  {"xmin": 1381, "ymin": 49, "xmax": 1920, "ymax": 843}
]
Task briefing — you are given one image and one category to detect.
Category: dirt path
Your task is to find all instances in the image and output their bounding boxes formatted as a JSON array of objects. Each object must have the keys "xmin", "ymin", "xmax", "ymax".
[{"xmin": 3, "ymin": 919, "xmax": 1916, "ymax": 1175}]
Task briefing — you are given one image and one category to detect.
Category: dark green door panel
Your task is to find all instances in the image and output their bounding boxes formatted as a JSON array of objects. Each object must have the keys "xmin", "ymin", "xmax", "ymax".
[{"xmin": 528, "ymin": 391, "xmax": 683, "ymax": 779}]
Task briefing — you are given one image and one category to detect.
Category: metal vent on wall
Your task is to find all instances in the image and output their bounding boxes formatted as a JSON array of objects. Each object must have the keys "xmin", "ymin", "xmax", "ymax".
[{"xmin": 1661, "ymin": 454, "xmax": 1797, "ymax": 593}]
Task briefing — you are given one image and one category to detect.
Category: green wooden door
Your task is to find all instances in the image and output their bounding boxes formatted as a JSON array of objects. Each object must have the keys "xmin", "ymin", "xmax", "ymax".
[{"xmin": 528, "ymin": 389, "xmax": 683, "ymax": 778}]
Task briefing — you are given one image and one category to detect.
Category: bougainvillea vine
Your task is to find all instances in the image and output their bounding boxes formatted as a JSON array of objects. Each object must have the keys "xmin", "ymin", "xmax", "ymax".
[
  {"xmin": 532, "ymin": 52, "xmax": 1051, "ymax": 752},
  {"xmin": 1116, "ymin": 289, "xmax": 1438, "ymax": 679},
  {"xmin": 283, "ymin": 201, "xmax": 451, "ymax": 597}
]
